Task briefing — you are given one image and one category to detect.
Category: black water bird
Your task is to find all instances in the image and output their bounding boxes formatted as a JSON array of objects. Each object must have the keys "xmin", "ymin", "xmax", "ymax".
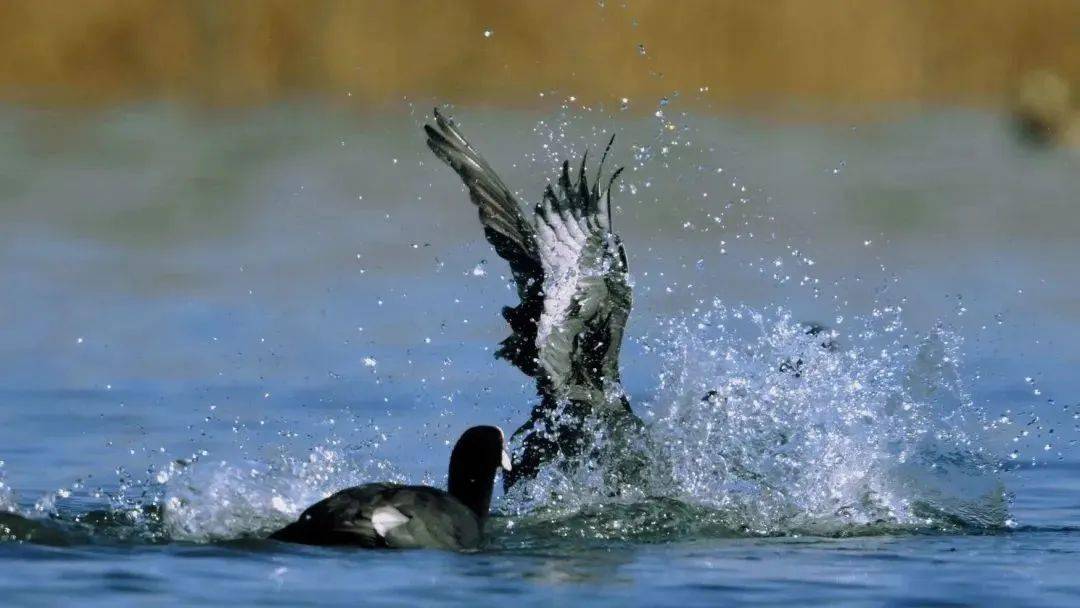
[
  {"xmin": 269, "ymin": 425, "xmax": 511, "ymax": 550},
  {"xmin": 424, "ymin": 109, "xmax": 647, "ymax": 489}
]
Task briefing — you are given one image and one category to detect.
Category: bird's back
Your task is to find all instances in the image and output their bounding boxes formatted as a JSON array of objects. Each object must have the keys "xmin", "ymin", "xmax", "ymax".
[{"xmin": 269, "ymin": 483, "xmax": 482, "ymax": 550}]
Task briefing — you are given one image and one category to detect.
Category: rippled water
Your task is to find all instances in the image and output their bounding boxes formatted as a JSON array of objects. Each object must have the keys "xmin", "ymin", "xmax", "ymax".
[{"xmin": 1, "ymin": 103, "xmax": 1079, "ymax": 606}]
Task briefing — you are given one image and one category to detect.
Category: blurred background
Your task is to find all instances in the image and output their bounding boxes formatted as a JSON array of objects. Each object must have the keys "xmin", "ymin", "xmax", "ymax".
[
  {"xmin": 1, "ymin": 4, "xmax": 1079, "ymax": 603},
  {"xmin": 1, "ymin": 0, "xmax": 1078, "ymax": 126},
  {"xmin": 0, "ymin": 1, "xmax": 1078, "ymax": 499}
]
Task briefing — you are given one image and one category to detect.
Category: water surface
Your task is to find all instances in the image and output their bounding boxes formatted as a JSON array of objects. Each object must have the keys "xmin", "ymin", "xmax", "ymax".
[{"xmin": 1, "ymin": 104, "xmax": 1078, "ymax": 606}]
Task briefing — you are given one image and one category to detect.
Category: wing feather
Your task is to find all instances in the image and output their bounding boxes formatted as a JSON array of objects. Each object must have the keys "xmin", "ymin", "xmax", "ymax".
[
  {"xmin": 424, "ymin": 112, "xmax": 636, "ymax": 485},
  {"xmin": 424, "ymin": 109, "xmax": 545, "ymax": 375},
  {"xmin": 424, "ymin": 110, "xmax": 631, "ymax": 395}
]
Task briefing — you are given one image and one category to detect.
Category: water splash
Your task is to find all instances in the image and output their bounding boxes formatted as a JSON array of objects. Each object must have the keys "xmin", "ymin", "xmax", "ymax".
[
  {"xmin": 162, "ymin": 441, "xmax": 404, "ymax": 542},
  {"xmin": 0, "ymin": 460, "xmax": 14, "ymax": 513},
  {"xmin": 0, "ymin": 295, "xmax": 1017, "ymax": 547},
  {"xmin": 501, "ymin": 302, "xmax": 1008, "ymax": 539},
  {"xmin": 0, "ymin": 303, "xmax": 1016, "ymax": 546}
]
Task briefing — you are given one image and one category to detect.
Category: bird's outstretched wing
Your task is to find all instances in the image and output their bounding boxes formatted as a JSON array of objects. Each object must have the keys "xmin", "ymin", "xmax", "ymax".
[
  {"xmin": 425, "ymin": 109, "xmax": 544, "ymax": 377},
  {"xmin": 425, "ymin": 110, "xmax": 638, "ymax": 485},
  {"xmin": 425, "ymin": 110, "xmax": 630, "ymax": 402}
]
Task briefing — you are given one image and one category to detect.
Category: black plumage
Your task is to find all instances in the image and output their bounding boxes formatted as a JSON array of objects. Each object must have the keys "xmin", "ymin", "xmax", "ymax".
[
  {"xmin": 269, "ymin": 426, "xmax": 508, "ymax": 550},
  {"xmin": 425, "ymin": 110, "xmax": 645, "ymax": 489}
]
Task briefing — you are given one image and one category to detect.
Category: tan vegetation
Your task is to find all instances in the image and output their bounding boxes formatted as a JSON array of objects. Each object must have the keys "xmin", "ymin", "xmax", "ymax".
[{"xmin": 0, "ymin": 1, "xmax": 1077, "ymax": 111}]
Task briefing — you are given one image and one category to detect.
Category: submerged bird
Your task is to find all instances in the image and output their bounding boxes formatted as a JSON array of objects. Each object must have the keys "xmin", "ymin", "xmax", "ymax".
[
  {"xmin": 425, "ymin": 109, "xmax": 648, "ymax": 489},
  {"xmin": 269, "ymin": 426, "xmax": 511, "ymax": 550}
]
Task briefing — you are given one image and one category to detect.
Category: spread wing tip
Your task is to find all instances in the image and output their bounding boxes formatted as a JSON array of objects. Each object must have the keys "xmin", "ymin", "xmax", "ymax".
[{"xmin": 422, "ymin": 111, "xmax": 632, "ymax": 393}]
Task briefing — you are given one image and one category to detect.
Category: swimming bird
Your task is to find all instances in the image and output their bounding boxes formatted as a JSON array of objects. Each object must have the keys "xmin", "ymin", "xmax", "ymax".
[
  {"xmin": 424, "ymin": 110, "xmax": 649, "ymax": 490},
  {"xmin": 268, "ymin": 426, "xmax": 511, "ymax": 550}
]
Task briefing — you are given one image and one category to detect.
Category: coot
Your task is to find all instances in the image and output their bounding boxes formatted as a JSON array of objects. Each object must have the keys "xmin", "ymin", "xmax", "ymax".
[{"xmin": 269, "ymin": 425, "xmax": 510, "ymax": 550}]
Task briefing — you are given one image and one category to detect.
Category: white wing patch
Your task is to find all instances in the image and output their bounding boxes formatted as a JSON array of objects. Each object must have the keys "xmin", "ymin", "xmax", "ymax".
[
  {"xmin": 534, "ymin": 193, "xmax": 615, "ymax": 383},
  {"xmin": 535, "ymin": 197, "xmax": 609, "ymax": 337},
  {"xmin": 371, "ymin": 505, "xmax": 409, "ymax": 538},
  {"xmin": 535, "ymin": 208, "xmax": 587, "ymax": 345}
]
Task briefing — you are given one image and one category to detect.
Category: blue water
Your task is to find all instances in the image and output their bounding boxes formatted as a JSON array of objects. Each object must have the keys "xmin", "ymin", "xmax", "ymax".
[{"xmin": 1, "ymin": 104, "xmax": 1079, "ymax": 606}]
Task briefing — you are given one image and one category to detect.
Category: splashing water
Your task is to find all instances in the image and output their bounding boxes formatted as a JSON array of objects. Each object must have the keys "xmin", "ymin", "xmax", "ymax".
[
  {"xmin": 162, "ymin": 441, "xmax": 405, "ymax": 542},
  {"xmin": 0, "ymin": 460, "xmax": 14, "ymax": 513},
  {"xmin": 3, "ymin": 296, "xmax": 1012, "ymax": 545},
  {"xmin": 500, "ymin": 302, "xmax": 1008, "ymax": 540},
  {"xmin": 418, "ymin": 101, "xmax": 1009, "ymax": 540},
  {"xmin": 0, "ymin": 107, "xmax": 1020, "ymax": 548}
]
